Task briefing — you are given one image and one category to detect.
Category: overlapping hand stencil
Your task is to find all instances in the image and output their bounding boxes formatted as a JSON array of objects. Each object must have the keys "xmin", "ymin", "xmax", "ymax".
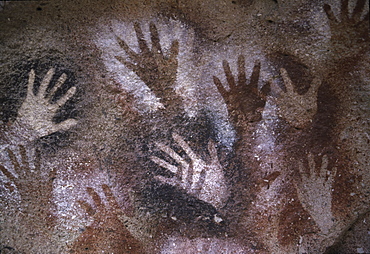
[
  {"xmin": 0, "ymin": 145, "xmax": 55, "ymax": 198},
  {"xmin": 295, "ymin": 153, "xmax": 337, "ymax": 234},
  {"xmin": 77, "ymin": 185, "xmax": 120, "ymax": 220},
  {"xmin": 0, "ymin": 145, "xmax": 56, "ymax": 229},
  {"xmin": 14, "ymin": 68, "xmax": 77, "ymax": 141},
  {"xmin": 115, "ymin": 22, "xmax": 180, "ymax": 109},
  {"xmin": 151, "ymin": 133, "xmax": 229, "ymax": 209},
  {"xmin": 213, "ymin": 55, "xmax": 270, "ymax": 129},
  {"xmin": 75, "ymin": 184, "xmax": 143, "ymax": 252},
  {"xmin": 324, "ymin": 0, "xmax": 369, "ymax": 59},
  {"xmin": 274, "ymin": 68, "xmax": 321, "ymax": 128}
]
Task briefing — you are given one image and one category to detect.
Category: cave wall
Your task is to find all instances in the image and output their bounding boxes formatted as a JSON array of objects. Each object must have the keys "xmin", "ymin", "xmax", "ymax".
[{"xmin": 0, "ymin": 0, "xmax": 369, "ymax": 253}]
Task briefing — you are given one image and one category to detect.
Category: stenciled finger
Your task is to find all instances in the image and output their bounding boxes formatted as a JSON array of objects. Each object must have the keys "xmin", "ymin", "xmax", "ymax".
[
  {"xmin": 207, "ymin": 140, "xmax": 219, "ymax": 163},
  {"xmin": 116, "ymin": 36, "xmax": 139, "ymax": 61},
  {"xmin": 260, "ymin": 80, "xmax": 271, "ymax": 100},
  {"xmin": 169, "ymin": 40, "xmax": 179, "ymax": 61},
  {"xmin": 102, "ymin": 184, "xmax": 121, "ymax": 212},
  {"xmin": 0, "ymin": 164, "xmax": 16, "ymax": 182},
  {"xmin": 51, "ymin": 119, "xmax": 78, "ymax": 134},
  {"xmin": 34, "ymin": 149, "xmax": 41, "ymax": 172},
  {"xmin": 38, "ymin": 68, "xmax": 55, "ymax": 98},
  {"xmin": 213, "ymin": 76, "xmax": 228, "ymax": 98},
  {"xmin": 149, "ymin": 22, "xmax": 162, "ymax": 54},
  {"xmin": 27, "ymin": 69, "xmax": 36, "ymax": 98},
  {"xmin": 115, "ymin": 56, "xmax": 139, "ymax": 71},
  {"xmin": 77, "ymin": 200, "xmax": 95, "ymax": 216},
  {"xmin": 154, "ymin": 175, "xmax": 179, "ymax": 187},
  {"xmin": 6, "ymin": 148, "xmax": 20, "ymax": 175},
  {"xmin": 298, "ymin": 161, "xmax": 305, "ymax": 176},
  {"xmin": 134, "ymin": 22, "xmax": 150, "ymax": 54},
  {"xmin": 155, "ymin": 141, "xmax": 189, "ymax": 168},
  {"xmin": 270, "ymin": 78, "xmax": 284, "ymax": 97},
  {"xmin": 237, "ymin": 55, "xmax": 246, "ymax": 85},
  {"xmin": 249, "ymin": 61, "xmax": 261, "ymax": 89},
  {"xmin": 340, "ymin": 0, "xmax": 350, "ymax": 22},
  {"xmin": 19, "ymin": 145, "xmax": 29, "ymax": 172},
  {"xmin": 47, "ymin": 73, "xmax": 67, "ymax": 99},
  {"xmin": 151, "ymin": 156, "xmax": 178, "ymax": 174},
  {"xmin": 280, "ymin": 68, "xmax": 295, "ymax": 94},
  {"xmin": 308, "ymin": 77, "xmax": 322, "ymax": 96},
  {"xmin": 307, "ymin": 153, "xmax": 316, "ymax": 176},
  {"xmin": 323, "ymin": 4, "xmax": 339, "ymax": 23},
  {"xmin": 87, "ymin": 187, "xmax": 104, "ymax": 209},
  {"xmin": 328, "ymin": 166, "xmax": 337, "ymax": 184},
  {"xmin": 191, "ymin": 167, "xmax": 206, "ymax": 195},
  {"xmin": 352, "ymin": 0, "xmax": 366, "ymax": 21},
  {"xmin": 293, "ymin": 179, "xmax": 305, "ymax": 201},
  {"xmin": 320, "ymin": 155, "xmax": 329, "ymax": 178},
  {"xmin": 191, "ymin": 164, "xmax": 204, "ymax": 190},
  {"xmin": 56, "ymin": 86, "xmax": 76, "ymax": 108},
  {"xmin": 223, "ymin": 60, "xmax": 236, "ymax": 89},
  {"xmin": 181, "ymin": 160, "xmax": 191, "ymax": 186},
  {"xmin": 172, "ymin": 133, "xmax": 198, "ymax": 162}
]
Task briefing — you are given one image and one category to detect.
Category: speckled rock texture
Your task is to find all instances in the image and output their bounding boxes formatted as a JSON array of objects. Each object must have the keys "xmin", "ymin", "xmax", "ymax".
[{"xmin": 0, "ymin": 0, "xmax": 369, "ymax": 253}]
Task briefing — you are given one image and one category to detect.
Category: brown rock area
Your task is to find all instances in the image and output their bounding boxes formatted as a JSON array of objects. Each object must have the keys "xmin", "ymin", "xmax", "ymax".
[{"xmin": 0, "ymin": 0, "xmax": 369, "ymax": 253}]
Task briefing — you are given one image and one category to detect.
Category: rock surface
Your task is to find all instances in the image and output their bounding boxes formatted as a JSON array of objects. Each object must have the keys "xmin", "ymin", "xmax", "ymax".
[{"xmin": 0, "ymin": 0, "xmax": 369, "ymax": 253}]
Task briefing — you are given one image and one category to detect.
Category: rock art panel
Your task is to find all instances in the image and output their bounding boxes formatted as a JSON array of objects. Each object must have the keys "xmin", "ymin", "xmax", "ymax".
[{"xmin": 0, "ymin": 0, "xmax": 369, "ymax": 253}]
